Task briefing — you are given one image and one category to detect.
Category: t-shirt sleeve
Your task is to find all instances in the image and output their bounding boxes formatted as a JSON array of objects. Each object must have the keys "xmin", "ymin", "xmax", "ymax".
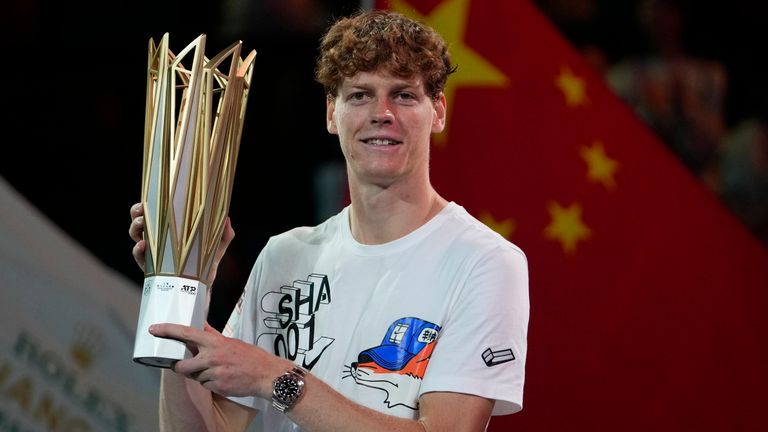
[{"xmin": 420, "ymin": 244, "xmax": 530, "ymax": 415}]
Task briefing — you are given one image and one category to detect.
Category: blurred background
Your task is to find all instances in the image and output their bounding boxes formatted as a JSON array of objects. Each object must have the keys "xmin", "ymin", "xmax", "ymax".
[
  {"xmin": 4, "ymin": 0, "xmax": 766, "ymax": 330},
  {"xmin": 2, "ymin": 0, "xmax": 768, "ymax": 431}
]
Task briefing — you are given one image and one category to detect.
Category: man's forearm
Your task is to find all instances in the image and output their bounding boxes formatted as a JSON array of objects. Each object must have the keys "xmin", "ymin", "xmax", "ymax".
[
  {"xmin": 286, "ymin": 373, "xmax": 491, "ymax": 432},
  {"xmin": 286, "ymin": 373, "xmax": 423, "ymax": 432},
  {"xmin": 159, "ymin": 369, "xmax": 218, "ymax": 432}
]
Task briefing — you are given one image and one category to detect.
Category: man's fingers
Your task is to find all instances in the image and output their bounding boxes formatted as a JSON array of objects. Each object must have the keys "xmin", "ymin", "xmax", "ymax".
[
  {"xmin": 215, "ymin": 217, "xmax": 235, "ymax": 261},
  {"xmin": 132, "ymin": 240, "xmax": 146, "ymax": 272},
  {"xmin": 222, "ymin": 217, "xmax": 235, "ymax": 244},
  {"xmin": 149, "ymin": 323, "xmax": 211, "ymax": 347},
  {"xmin": 203, "ymin": 321, "xmax": 222, "ymax": 336},
  {"xmin": 204, "ymin": 218, "xmax": 236, "ymax": 285},
  {"xmin": 130, "ymin": 202, "xmax": 144, "ymax": 219},
  {"xmin": 129, "ymin": 203, "xmax": 146, "ymax": 273},
  {"xmin": 173, "ymin": 358, "xmax": 208, "ymax": 380},
  {"xmin": 129, "ymin": 216, "xmax": 144, "ymax": 242},
  {"xmin": 162, "ymin": 323, "xmax": 220, "ymax": 383}
]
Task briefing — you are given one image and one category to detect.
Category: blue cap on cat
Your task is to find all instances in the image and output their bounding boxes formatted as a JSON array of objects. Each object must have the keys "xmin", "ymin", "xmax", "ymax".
[{"xmin": 357, "ymin": 317, "xmax": 441, "ymax": 371}]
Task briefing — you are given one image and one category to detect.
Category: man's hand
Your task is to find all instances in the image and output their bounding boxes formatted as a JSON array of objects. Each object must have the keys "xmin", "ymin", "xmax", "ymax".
[
  {"xmin": 129, "ymin": 203, "xmax": 148, "ymax": 272},
  {"xmin": 149, "ymin": 323, "xmax": 292, "ymax": 400},
  {"xmin": 128, "ymin": 202, "xmax": 235, "ymax": 285}
]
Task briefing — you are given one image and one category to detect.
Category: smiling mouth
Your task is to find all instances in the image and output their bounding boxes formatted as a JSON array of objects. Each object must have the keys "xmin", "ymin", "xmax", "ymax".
[{"xmin": 362, "ymin": 138, "xmax": 402, "ymax": 146}]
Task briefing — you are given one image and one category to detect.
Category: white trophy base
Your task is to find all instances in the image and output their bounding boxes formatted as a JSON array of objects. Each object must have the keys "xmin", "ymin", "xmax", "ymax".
[{"xmin": 133, "ymin": 275, "xmax": 207, "ymax": 368}]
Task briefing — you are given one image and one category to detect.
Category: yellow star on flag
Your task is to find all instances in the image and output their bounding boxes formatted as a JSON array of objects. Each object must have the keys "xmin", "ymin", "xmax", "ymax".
[
  {"xmin": 555, "ymin": 66, "xmax": 588, "ymax": 107},
  {"xmin": 580, "ymin": 140, "xmax": 619, "ymax": 190},
  {"xmin": 392, "ymin": 0, "xmax": 508, "ymax": 146},
  {"xmin": 480, "ymin": 211, "xmax": 516, "ymax": 239},
  {"xmin": 544, "ymin": 201, "xmax": 591, "ymax": 254}
]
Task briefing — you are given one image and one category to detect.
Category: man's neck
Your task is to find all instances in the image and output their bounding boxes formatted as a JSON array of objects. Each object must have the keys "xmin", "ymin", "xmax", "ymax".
[{"xmin": 347, "ymin": 176, "xmax": 448, "ymax": 245}]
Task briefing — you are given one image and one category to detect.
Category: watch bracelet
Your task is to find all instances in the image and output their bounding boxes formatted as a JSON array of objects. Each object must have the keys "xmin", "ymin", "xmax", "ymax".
[{"xmin": 271, "ymin": 366, "xmax": 308, "ymax": 412}]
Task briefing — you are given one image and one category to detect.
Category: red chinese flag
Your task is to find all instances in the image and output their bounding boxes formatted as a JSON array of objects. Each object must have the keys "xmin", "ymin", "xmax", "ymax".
[{"xmin": 374, "ymin": 0, "xmax": 768, "ymax": 429}]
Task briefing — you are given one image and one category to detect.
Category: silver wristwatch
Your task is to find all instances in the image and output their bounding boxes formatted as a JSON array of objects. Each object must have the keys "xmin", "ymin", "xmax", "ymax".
[{"xmin": 271, "ymin": 366, "xmax": 308, "ymax": 412}]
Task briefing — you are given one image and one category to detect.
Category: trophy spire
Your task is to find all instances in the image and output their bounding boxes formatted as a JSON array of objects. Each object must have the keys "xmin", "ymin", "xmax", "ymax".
[{"xmin": 134, "ymin": 33, "xmax": 256, "ymax": 368}]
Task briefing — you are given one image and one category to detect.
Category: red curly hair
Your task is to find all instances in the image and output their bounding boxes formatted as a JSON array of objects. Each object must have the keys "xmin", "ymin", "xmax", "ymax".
[{"xmin": 315, "ymin": 10, "xmax": 455, "ymax": 100}]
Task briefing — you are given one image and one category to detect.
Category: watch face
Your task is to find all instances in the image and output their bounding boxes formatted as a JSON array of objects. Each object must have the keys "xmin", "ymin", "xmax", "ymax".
[{"xmin": 275, "ymin": 374, "xmax": 303, "ymax": 403}]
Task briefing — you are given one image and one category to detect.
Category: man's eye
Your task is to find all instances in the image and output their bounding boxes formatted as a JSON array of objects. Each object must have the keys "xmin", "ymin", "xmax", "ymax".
[
  {"xmin": 350, "ymin": 92, "xmax": 367, "ymax": 100},
  {"xmin": 396, "ymin": 92, "xmax": 415, "ymax": 101}
]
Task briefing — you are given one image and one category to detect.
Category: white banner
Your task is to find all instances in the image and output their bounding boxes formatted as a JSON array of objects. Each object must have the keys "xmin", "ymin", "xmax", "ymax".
[{"xmin": 0, "ymin": 176, "xmax": 160, "ymax": 432}]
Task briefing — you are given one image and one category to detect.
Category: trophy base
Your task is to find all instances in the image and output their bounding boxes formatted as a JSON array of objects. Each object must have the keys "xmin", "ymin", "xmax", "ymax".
[
  {"xmin": 133, "ymin": 275, "xmax": 208, "ymax": 368},
  {"xmin": 133, "ymin": 356, "xmax": 178, "ymax": 369}
]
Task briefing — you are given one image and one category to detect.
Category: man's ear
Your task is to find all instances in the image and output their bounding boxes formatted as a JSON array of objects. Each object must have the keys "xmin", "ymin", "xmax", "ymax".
[
  {"xmin": 326, "ymin": 98, "xmax": 338, "ymax": 134},
  {"xmin": 432, "ymin": 93, "xmax": 447, "ymax": 133}
]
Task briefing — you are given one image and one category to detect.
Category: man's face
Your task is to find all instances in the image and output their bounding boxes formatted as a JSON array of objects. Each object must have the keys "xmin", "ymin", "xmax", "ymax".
[{"xmin": 326, "ymin": 71, "xmax": 446, "ymax": 187}]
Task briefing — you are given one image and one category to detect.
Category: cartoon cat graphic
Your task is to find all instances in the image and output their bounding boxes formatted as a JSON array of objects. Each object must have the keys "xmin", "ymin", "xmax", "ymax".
[{"xmin": 343, "ymin": 317, "xmax": 441, "ymax": 410}]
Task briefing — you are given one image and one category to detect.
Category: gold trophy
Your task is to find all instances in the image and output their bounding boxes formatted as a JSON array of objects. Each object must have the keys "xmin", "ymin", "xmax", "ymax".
[{"xmin": 133, "ymin": 33, "xmax": 256, "ymax": 367}]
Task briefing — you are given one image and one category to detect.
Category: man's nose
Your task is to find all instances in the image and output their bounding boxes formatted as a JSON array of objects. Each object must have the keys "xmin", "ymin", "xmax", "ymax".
[{"xmin": 370, "ymin": 99, "xmax": 394, "ymax": 125}]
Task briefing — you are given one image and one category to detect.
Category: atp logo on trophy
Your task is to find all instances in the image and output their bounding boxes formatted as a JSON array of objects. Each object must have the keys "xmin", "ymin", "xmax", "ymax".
[{"xmin": 132, "ymin": 33, "xmax": 256, "ymax": 368}]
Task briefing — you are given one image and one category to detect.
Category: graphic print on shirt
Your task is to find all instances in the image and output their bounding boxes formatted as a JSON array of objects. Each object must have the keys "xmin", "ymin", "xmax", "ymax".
[
  {"xmin": 343, "ymin": 317, "xmax": 441, "ymax": 410},
  {"xmin": 256, "ymin": 273, "xmax": 334, "ymax": 371},
  {"xmin": 482, "ymin": 347, "xmax": 516, "ymax": 367}
]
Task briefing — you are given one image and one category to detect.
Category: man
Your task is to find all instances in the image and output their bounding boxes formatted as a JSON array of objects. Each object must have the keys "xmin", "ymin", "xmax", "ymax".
[{"xmin": 129, "ymin": 9, "xmax": 529, "ymax": 431}]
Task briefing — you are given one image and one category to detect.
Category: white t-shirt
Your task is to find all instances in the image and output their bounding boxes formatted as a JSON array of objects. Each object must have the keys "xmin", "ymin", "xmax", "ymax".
[{"xmin": 223, "ymin": 202, "xmax": 529, "ymax": 431}]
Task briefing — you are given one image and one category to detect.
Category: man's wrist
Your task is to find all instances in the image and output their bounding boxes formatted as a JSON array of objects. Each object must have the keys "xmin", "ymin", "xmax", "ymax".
[{"xmin": 271, "ymin": 366, "xmax": 308, "ymax": 413}]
